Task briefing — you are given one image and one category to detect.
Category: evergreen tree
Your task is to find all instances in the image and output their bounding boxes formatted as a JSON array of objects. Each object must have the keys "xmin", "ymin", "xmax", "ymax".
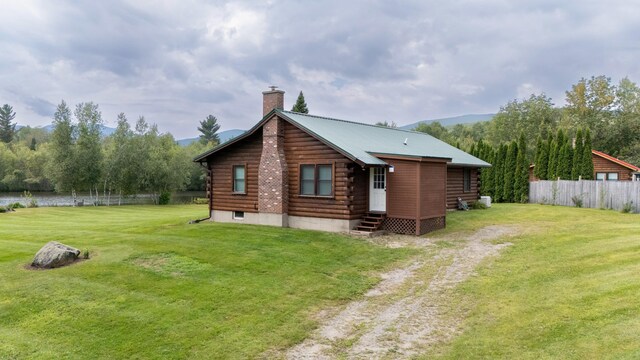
[
  {"xmin": 502, "ymin": 141, "xmax": 518, "ymax": 202},
  {"xmin": 514, "ymin": 133, "xmax": 529, "ymax": 203},
  {"xmin": 29, "ymin": 137, "xmax": 37, "ymax": 151},
  {"xmin": 533, "ymin": 135, "xmax": 544, "ymax": 180},
  {"xmin": 479, "ymin": 146, "xmax": 495, "ymax": 197},
  {"xmin": 291, "ymin": 91, "xmax": 309, "ymax": 113},
  {"xmin": 548, "ymin": 129, "xmax": 566, "ymax": 180},
  {"xmin": 556, "ymin": 128, "xmax": 565, "ymax": 149},
  {"xmin": 198, "ymin": 115, "xmax": 220, "ymax": 145},
  {"xmin": 547, "ymin": 140, "xmax": 557, "ymax": 180},
  {"xmin": 0, "ymin": 104, "xmax": 17, "ymax": 143},
  {"xmin": 558, "ymin": 142, "xmax": 573, "ymax": 179},
  {"xmin": 493, "ymin": 144, "xmax": 507, "ymax": 202},
  {"xmin": 571, "ymin": 129, "xmax": 584, "ymax": 180},
  {"xmin": 538, "ymin": 135, "xmax": 550, "ymax": 180},
  {"xmin": 581, "ymin": 129, "xmax": 594, "ymax": 179}
]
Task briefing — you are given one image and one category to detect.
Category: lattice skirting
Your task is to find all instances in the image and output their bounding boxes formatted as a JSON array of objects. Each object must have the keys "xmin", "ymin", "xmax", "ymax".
[
  {"xmin": 383, "ymin": 216, "xmax": 446, "ymax": 235},
  {"xmin": 382, "ymin": 218, "xmax": 416, "ymax": 235},
  {"xmin": 419, "ymin": 216, "xmax": 446, "ymax": 234}
]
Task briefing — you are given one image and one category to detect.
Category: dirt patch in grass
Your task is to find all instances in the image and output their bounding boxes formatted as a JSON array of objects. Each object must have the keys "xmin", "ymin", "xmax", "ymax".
[
  {"xmin": 129, "ymin": 253, "xmax": 211, "ymax": 277},
  {"xmin": 285, "ymin": 225, "xmax": 520, "ymax": 359}
]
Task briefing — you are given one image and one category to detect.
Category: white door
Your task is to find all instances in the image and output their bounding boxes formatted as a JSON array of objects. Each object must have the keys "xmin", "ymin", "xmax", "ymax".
[{"xmin": 369, "ymin": 167, "xmax": 386, "ymax": 212}]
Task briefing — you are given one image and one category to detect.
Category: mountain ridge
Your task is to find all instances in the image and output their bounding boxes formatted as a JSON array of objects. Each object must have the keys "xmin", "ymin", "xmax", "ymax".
[
  {"xmin": 16, "ymin": 123, "xmax": 244, "ymax": 147},
  {"xmin": 400, "ymin": 113, "xmax": 495, "ymax": 130}
]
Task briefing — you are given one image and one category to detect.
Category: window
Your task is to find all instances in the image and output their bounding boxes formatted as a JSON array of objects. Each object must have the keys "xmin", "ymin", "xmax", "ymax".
[
  {"xmin": 373, "ymin": 167, "xmax": 385, "ymax": 189},
  {"xmin": 463, "ymin": 168, "xmax": 471, "ymax": 192},
  {"xmin": 596, "ymin": 172, "xmax": 619, "ymax": 181},
  {"xmin": 317, "ymin": 165, "xmax": 332, "ymax": 196},
  {"xmin": 233, "ymin": 211, "xmax": 244, "ymax": 220},
  {"xmin": 300, "ymin": 164, "xmax": 333, "ymax": 196},
  {"xmin": 233, "ymin": 165, "xmax": 246, "ymax": 193},
  {"xmin": 300, "ymin": 165, "xmax": 316, "ymax": 195}
]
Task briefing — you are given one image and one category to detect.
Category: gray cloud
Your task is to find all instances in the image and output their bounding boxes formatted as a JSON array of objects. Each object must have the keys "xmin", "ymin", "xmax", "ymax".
[{"xmin": 1, "ymin": 0, "xmax": 639, "ymax": 137}]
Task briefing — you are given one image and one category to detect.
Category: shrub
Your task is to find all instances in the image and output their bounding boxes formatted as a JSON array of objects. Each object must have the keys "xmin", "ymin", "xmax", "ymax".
[
  {"xmin": 0, "ymin": 206, "xmax": 7, "ymax": 213},
  {"xmin": 83, "ymin": 249, "xmax": 90, "ymax": 259},
  {"xmin": 571, "ymin": 195, "xmax": 583, "ymax": 208},
  {"xmin": 21, "ymin": 191, "xmax": 38, "ymax": 208},
  {"xmin": 10, "ymin": 202, "xmax": 26, "ymax": 209},
  {"xmin": 158, "ymin": 191, "xmax": 171, "ymax": 205},
  {"xmin": 621, "ymin": 201, "xmax": 634, "ymax": 214},
  {"xmin": 471, "ymin": 201, "xmax": 488, "ymax": 210}
]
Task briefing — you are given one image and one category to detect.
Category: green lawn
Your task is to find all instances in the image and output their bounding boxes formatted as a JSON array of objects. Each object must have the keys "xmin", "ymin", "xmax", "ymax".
[
  {"xmin": 2, "ymin": 204, "xmax": 639, "ymax": 359},
  {"xmin": 0, "ymin": 205, "xmax": 408, "ymax": 359},
  {"xmin": 432, "ymin": 204, "xmax": 640, "ymax": 359}
]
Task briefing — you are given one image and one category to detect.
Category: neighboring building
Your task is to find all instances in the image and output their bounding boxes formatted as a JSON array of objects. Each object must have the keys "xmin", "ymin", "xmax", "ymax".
[
  {"xmin": 591, "ymin": 150, "xmax": 640, "ymax": 181},
  {"xmin": 529, "ymin": 149, "xmax": 640, "ymax": 182},
  {"xmin": 194, "ymin": 89, "xmax": 489, "ymax": 235}
]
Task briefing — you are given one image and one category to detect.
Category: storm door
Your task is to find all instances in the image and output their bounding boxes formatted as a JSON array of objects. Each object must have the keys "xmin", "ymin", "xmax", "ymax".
[{"xmin": 369, "ymin": 167, "xmax": 386, "ymax": 212}]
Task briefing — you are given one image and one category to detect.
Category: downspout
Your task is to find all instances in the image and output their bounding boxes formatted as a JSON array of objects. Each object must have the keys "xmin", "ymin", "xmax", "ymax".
[{"xmin": 190, "ymin": 161, "xmax": 212, "ymax": 223}]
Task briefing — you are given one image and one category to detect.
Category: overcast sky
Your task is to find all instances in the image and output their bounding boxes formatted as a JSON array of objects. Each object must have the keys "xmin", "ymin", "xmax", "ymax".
[{"xmin": 1, "ymin": 1, "xmax": 639, "ymax": 139}]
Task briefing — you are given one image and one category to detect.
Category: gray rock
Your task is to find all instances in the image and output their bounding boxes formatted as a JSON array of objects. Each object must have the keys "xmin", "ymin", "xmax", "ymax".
[{"xmin": 32, "ymin": 241, "xmax": 81, "ymax": 269}]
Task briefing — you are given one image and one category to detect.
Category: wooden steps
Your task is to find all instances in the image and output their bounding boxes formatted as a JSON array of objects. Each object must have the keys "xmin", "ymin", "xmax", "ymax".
[{"xmin": 355, "ymin": 212, "xmax": 386, "ymax": 232}]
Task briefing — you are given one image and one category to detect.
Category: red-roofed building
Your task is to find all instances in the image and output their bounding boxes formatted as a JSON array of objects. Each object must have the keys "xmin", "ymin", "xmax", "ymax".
[
  {"xmin": 529, "ymin": 150, "xmax": 640, "ymax": 182},
  {"xmin": 591, "ymin": 150, "xmax": 640, "ymax": 181}
]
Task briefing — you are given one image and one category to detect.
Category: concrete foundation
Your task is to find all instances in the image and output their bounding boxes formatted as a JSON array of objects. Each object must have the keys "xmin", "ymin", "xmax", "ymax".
[
  {"xmin": 210, "ymin": 210, "xmax": 357, "ymax": 232},
  {"xmin": 288, "ymin": 216, "xmax": 360, "ymax": 233}
]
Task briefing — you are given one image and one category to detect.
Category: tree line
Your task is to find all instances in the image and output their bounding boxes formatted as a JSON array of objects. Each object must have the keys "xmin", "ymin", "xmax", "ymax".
[
  {"xmin": 469, "ymin": 128, "xmax": 595, "ymax": 204},
  {"xmin": 414, "ymin": 75, "xmax": 640, "ymax": 167},
  {"xmin": 412, "ymin": 75, "xmax": 639, "ymax": 204},
  {"xmin": 0, "ymin": 100, "xmax": 217, "ymax": 204},
  {"xmin": 0, "ymin": 91, "xmax": 307, "ymax": 202}
]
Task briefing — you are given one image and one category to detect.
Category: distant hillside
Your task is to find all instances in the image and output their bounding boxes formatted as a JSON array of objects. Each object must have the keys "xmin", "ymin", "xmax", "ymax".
[
  {"xmin": 17, "ymin": 123, "xmax": 244, "ymax": 146},
  {"xmin": 177, "ymin": 129, "xmax": 245, "ymax": 147},
  {"xmin": 18, "ymin": 123, "xmax": 117, "ymax": 137},
  {"xmin": 400, "ymin": 114, "xmax": 495, "ymax": 130}
]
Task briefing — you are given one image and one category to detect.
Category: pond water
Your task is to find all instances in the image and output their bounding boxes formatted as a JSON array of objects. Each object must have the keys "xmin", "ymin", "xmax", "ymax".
[{"xmin": 0, "ymin": 191, "xmax": 206, "ymax": 207}]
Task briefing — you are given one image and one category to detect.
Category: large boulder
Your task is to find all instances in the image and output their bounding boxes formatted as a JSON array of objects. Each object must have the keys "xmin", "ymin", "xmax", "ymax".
[{"xmin": 32, "ymin": 242, "xmax": 81, "ymax": 269}]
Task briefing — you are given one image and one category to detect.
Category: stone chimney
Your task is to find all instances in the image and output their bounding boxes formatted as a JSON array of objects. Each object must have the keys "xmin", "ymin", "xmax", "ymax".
[
  {"xmin": 262, "ymin": 86, "xmax": 285, "ymax": 116},
  {"xmin": 258, "ymin": 88, "xmax": 288, "ymax": 226}
]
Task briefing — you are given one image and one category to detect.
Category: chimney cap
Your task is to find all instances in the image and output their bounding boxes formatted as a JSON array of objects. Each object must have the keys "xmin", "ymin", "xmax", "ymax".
[{"xmin": 263, "ymin": 86, "xmax": 285, "ymax": 94}]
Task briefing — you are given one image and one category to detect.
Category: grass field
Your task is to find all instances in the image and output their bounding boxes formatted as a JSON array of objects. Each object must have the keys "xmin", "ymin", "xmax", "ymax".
[
  {"xmin": 0, "ymin": 205, "xmax": 408, "ymax": 359},
  {"xmin": 432, "ymin": 204, "xmax": 640, "ymax": 359},
  {"xmin": 1, "ymin": 204, "xmax": 639, "ymax": 359}
]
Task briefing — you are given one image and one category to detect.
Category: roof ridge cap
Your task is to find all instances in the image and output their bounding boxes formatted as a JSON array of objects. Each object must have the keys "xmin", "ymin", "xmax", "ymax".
[{"xmin": 278, "ymin": 110, "xmax": 434, "ymax": 136}]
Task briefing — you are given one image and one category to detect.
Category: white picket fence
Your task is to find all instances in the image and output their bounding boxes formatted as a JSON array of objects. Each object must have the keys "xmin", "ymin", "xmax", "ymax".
[{"xmin": 529, "ymin": 180, "xmax": 640, "ymax": 213}]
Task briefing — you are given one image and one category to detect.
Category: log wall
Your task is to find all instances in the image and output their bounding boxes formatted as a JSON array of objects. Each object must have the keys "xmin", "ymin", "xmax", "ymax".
[
  {"xmin": 283, "ymin": 122, "xmax": 366, "ymax": 220},
  {"xmin": 208, "ymin": 132, "xmax": 262, "ymax": 213},
  {"xmin": 446, "ymin": 167, "xmax": 478, "ymax": 209},
  {"xmin": 592, "ymin": 153, "xmax": 635, "ymax": 181}
]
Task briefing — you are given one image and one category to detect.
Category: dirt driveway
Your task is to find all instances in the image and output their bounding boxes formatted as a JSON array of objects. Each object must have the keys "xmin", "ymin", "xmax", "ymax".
[{"xmin": 285, "ymin": 225, "xmax": 519, "ymax": 359}]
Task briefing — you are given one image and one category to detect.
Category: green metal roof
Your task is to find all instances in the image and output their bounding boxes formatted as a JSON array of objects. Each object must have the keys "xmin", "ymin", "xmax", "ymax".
[
  {"xmin": 194, "ymin": 109, "xmax": 490, "ymax": 168},
  {"xmin": 277, "ymin": 110, "xmax": 490, "ymax": 167}
]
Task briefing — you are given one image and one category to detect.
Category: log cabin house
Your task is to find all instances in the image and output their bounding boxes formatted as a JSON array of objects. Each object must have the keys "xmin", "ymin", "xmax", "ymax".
[{"xmin": 194, "ymin": 89, "xmax": 490, "ymax": 235}]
